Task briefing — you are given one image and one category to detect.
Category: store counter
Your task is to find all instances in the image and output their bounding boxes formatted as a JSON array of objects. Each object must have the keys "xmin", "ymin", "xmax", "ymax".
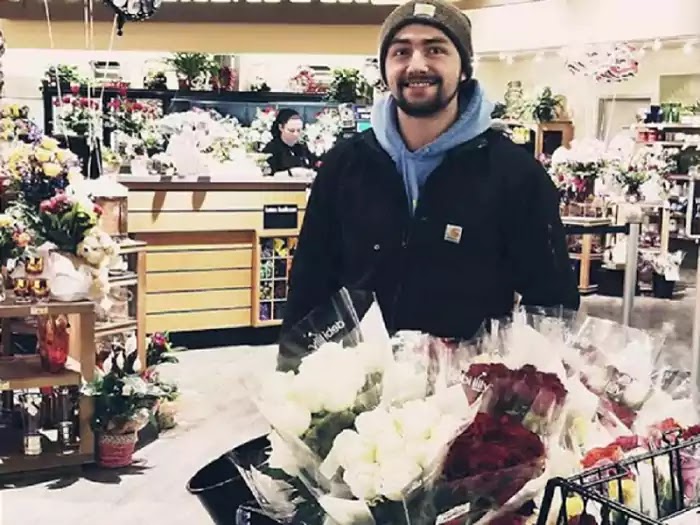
[{"xmin": 118, "ymin": 174, "xmax": 311, "ymax": 333}]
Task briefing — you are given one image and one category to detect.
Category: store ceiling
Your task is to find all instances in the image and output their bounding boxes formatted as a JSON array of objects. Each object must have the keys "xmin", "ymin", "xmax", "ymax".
[{"xmin": 1, "ymin": 0, "xmax": 542, "ymax": 25}]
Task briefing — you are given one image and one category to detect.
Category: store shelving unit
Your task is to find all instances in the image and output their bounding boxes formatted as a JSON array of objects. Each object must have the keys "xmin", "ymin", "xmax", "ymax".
[
  {"xmin": 94, "ymin": 239, "xmax": 147, "ymax": 366},
  {"xmin": 562, "ymin": 216, "xmax": 611, "ymax": 294},
  {"xmin": 0, "ymin": 299, "xmax": 96, "ymax": 476},
  {"xmin": 252, "ymin": 230, "xmax": 298, "ymax": 327}
]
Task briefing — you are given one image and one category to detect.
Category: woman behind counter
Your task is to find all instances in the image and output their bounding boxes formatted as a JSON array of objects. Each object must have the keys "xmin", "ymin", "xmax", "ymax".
[{"xmin": 262, "ymin": 109, "xmax": 318, "ymax": 177}]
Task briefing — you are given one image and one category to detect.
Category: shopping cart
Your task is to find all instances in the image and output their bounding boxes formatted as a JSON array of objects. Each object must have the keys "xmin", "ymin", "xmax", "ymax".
[{"xmin": 537, "ymin": 435, "xmax": 700, "ymax": 524}]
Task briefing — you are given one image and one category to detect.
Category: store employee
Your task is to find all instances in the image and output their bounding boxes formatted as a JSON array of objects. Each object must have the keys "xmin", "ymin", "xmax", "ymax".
[{"xmin": 262, "ymin": 109, "xmax": 318, "ymax": 177}]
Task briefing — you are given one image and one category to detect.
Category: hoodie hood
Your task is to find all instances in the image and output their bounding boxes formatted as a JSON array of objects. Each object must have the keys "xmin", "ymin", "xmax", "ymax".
[{"xmin": 370, "ymin": 79, "xmax": 494, "ymax": 213}]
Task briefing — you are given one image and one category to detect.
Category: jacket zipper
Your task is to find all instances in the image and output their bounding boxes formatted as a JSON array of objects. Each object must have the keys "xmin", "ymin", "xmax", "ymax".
[{"xmin": 374, "ymin": 134, "xmax": 489, "ymax": 333}]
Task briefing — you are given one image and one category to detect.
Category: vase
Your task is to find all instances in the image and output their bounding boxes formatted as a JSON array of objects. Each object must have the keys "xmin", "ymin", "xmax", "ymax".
[
  {"xmin": 36, "ymin": 314, "xmax": 70, "ymax": 373},
  {"xmin": 156, "ymin": 400, "xmax": 178, "ymax": 431},
  {"xmin": 97, "ymin": 431, "xmax": 137, "ymax": 468}
]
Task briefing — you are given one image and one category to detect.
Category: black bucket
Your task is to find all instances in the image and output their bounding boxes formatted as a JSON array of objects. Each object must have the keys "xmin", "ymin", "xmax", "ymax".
[
  {"xmin": 652, "ymin": 272, "xmax": 676, "ymax": 299},
  {"xmin": 187, "ymin": 435, "xmax": 277, "ymax": 524}
]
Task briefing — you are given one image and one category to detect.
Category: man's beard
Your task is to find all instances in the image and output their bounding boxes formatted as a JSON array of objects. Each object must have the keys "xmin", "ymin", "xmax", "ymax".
[{"xmin": 393, "ymin": 74, "xmax": 460, "ymax": 118}]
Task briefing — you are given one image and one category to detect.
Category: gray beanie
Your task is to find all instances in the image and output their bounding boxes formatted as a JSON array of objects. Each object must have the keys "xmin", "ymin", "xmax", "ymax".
[{"xmin": 378, "ymin": 0, "xmax": 474, "ymax": 83}]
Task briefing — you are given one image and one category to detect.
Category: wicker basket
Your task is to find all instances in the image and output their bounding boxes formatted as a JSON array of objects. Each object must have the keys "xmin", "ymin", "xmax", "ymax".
[{"xmin": 97, "ymin": 431, "xmax": 137, "ymax": 468}]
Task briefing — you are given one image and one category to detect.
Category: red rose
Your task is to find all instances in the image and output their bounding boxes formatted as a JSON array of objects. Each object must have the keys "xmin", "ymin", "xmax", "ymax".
[
  {"xmin": 682, "ymin": 425, "xmax": 700, "ymax": 440},
  {"xmin": 39, "ymin": 199, "xmax": 52, "ymax": 213},
  {"xmin": 152, "ymin": 332, "xmax": 167, "ymax": 348},
  {"xmin": 70, "ymin": 84, "xmax": 80, "ymax": 95},
  {"xmin": 612, "ymin": 435, "xmax": 640, "ymax": 452},
  {"xmin": 581, "ymin": 444, "xmax": 622, "ymax": 469}
]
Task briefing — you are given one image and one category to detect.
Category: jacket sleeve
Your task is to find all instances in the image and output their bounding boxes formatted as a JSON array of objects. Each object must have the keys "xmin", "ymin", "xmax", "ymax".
[
  {"xmin": 263, "ymin": 141, "xmax": 286, "ymax": 174},
  {"xmin": 278, "ymin": 150, "xmax": 343, "ymax": 368},
  {"xmin": 504, "ymin": 157, "xmax": 580, "ymax": 311}
]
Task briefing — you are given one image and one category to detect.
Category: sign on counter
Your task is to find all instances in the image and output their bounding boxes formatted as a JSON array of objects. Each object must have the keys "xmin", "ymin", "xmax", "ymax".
[{"xmin": 264, "ymin": 204, "xmax": 298, "ymax": 230}]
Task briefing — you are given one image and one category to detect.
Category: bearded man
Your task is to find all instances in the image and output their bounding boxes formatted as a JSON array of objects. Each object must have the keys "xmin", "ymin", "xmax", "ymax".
[{"xmin": 279, "ymin": 0, "xmax": 579, "ymax": 367}]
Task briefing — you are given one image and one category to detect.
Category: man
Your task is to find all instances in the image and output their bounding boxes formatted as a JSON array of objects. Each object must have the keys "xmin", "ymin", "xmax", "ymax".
[{"xmin": 280, "ymin": 0, "xmax": 579, "ymax": 362}]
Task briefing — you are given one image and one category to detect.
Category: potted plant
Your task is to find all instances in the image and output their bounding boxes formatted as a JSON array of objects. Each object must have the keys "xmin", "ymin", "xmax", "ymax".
[
  {"xmin": 82, "ymin": 347, "xmax": 164, "ymax": 468},
  {"xmin": 651, "ymin": 251, "xmax": 685, "ymax": 299},
  {"xmin": 166, "ymin": 53, "xmax": 215, "ymax": 91},
  {"xmin": 144, "ymin": 70, "xmax": 168, "ymax": 91},
  {"xmin": 532, "ymin": 87, "xmax": 564, "ymax": 123},
  {"xmin": 145, "ymin": 332, "xmax": 183, "ymax": 431},
  {"xmin": 327, "ymin": 68, "xmax": 372, "ymax": 104}
]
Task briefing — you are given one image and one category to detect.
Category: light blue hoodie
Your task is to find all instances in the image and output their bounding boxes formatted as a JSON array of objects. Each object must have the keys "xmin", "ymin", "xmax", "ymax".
[{"xmin": 370, "ymin": 79, "xmax": 494, "ymax": 214}]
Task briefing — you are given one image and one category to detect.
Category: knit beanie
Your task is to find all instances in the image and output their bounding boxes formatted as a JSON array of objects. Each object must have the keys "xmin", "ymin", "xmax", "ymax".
[{"xmin": 378, "ymin": 0, "xmax": 474, "ymax": 83}]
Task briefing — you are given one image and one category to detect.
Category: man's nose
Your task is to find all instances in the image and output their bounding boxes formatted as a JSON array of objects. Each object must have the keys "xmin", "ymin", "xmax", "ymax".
[{"xmin": 407, "ymin": 50, "xmax": 429, "ymax": 72}]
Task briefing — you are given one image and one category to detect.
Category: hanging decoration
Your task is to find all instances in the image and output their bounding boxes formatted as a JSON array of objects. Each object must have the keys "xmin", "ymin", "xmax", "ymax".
[
  {"xmin": 565, "ymin": 42, "xmax": 639, "ymax": 83},
  {"xmin": 103, "ymin": 0, "xmax": 163, "ymax": 36}
]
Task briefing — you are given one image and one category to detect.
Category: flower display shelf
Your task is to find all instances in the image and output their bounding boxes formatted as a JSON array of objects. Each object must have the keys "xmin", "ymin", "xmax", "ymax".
[
  {"xmin": 102, "ymin": 238, "xmax": 147, "ymax": 366},
  {"xmin": 252, "ymin": 230, "xmax": 298, "ymax": 327},
  {"xmin": 0, "ymin": 298, "xmax": 96, "ymax": 476},
  {"xmin": 562, "ymin": 217, "xmax": 611, "ymax": 295},
  {"xmin": 537, "ymin": 435, "xmax": 700, "ymax": 524}
]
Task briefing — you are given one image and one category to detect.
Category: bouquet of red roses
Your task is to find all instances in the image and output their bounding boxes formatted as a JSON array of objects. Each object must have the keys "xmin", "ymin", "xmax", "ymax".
[
  {"xmin": 437, "ymin": 412, "xmax": 546, "ymax": 522},
  {"xmin": 462, "ymin": 363, "xmax": 568, "ymax": 436}
]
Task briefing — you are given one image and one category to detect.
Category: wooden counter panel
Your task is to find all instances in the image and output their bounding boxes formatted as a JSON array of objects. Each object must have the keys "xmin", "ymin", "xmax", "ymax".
[
  {"xmin": 129, "ymin": 210, "xmax": 305, "ymax": 233},
  {"xmin": 136, "ymin": 231, "xmax": 254, "ymax": 251},
  {"xmin": 128, "ymin": 190, "xmax": 307, "ymax": 212},
  {"xmin": 146, "ymin": 307, "xmax": 252, "ymax": 333},
  {"xmin": 147, "ymin": 288, "xmax": 252, "ymax": 314},
  {"xmin": 147, "ymin": 249, "xmax": 253, "ymax": 272},
  {"xmin": 147, "ymin": 268, "xmax": 252, "ymax": 293}
]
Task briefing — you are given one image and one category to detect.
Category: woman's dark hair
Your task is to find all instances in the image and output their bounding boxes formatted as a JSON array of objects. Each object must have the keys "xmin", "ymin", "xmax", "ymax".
[{"xmin": 271, "ymin": 108, "xmax": 302, "ymax": 140}]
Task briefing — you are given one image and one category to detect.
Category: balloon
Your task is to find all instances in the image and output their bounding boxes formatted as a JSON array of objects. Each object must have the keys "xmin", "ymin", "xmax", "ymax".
[
  {"xmin": 565, "ymin": 42, "xmax": 639, "ymax": 83},
  {"xmin": 103, "ymin": 0, "xmax": 163, "ymax": 36}
]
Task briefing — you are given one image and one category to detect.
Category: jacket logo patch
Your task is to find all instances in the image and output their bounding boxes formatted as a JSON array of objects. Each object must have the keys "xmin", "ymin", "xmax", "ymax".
[
  {"xmin": 444, "ymin": 224, "xmax": 463, "ymax": 244},
  {"xmin": 413, "ymin": 2, "xmax": 436, "ymax": 17}
]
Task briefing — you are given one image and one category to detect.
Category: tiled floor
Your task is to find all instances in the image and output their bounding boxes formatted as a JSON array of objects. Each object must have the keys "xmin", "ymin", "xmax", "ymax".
[{"xmin": 1, "ymin": 280, "xmax": 699, "ymax": 524}]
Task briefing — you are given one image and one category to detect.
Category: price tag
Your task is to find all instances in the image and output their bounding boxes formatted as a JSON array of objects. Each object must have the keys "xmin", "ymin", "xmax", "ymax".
[{"xmin": 30, "ymin": 306, "xmax": 49, "ymax": 316}]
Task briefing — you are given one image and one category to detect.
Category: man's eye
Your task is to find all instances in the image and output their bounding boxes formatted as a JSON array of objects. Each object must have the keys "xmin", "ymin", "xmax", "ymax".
[
  {"xmin": 392, "ymin": 48, "xmax": 409, "ymax": 57},
  {"xmin": 429, "ymin": 47, "xmax": 446, "ymax": 55}
]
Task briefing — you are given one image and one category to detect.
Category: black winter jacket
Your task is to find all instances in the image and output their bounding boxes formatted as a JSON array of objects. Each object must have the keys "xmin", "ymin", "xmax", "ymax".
[{"xmin": 280, "ymin": 128, "xmax": 580, "ymax": 351}]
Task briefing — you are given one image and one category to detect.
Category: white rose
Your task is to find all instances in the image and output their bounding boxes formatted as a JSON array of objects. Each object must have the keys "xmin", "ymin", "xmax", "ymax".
[
  {"xmin": 378, "ymin": 456, "xmax": 422, "ymax": 501},
  {"xmin": 268, "ymin": 432, "xmax": 300, "ymax": 477},
  {"xmin": 290, "ymin": 373, "xmax": 325, "ymax": 413},
  {"xmin": 354, "ymin": 341, "xmax": 390, "ymax": 374},
  {"xmin": 343, "ymin": 463, "xmax": 381, "ymax": 500},
  {"xmin": 394, "ymin": 400, "xmax": 440, "ymax": 440},
  {"xmin": 373, "ymin": 428, "xmax": 406, "ymax": 466},
  {"xmin": 323, "ymin": 376, "xmax": 363, "ymax": 413},
  {"xmin": 331, "ymin": 429, "xmax": 375, "ymax": 469},
  {"xmin": 354, "ymin": 408, "xmax": 396, "ymax": 438},
  {"xmin": 262, "ymin": 400, "xmax": 311, "ymax": 437},
  {"xmin": 382, "ymin": 361, "xmax": 428, "ymax": 404}
]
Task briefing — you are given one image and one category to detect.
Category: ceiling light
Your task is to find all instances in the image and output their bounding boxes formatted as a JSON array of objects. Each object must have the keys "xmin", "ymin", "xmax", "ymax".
[
  {"xmin": 652, "ymin": 38, "xmax": 662, "ymax": 51},
  {"xmin": 684, "ymin": 41, "xmax": 695, "ymax": 54},
  {"xmin": 534, "ymin": 52, "xmax": 544, "ymax": 63}
]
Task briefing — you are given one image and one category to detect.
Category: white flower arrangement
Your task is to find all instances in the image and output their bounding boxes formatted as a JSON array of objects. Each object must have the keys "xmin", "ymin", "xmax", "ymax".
[{"xmin": 304, "ymin": 109, "xmax": 341, "ymax": 157}]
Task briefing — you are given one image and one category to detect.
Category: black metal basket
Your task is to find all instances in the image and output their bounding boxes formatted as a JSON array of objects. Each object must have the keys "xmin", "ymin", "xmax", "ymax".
[{"xmin": 537, "ymin": 436, "xmax": 700, "ymax": 524}]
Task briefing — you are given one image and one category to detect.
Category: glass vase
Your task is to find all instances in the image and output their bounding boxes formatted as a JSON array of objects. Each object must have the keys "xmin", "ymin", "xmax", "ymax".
[{"xmin": 37, "ymin": 315, "xmax": 71, "ymax": 373}]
